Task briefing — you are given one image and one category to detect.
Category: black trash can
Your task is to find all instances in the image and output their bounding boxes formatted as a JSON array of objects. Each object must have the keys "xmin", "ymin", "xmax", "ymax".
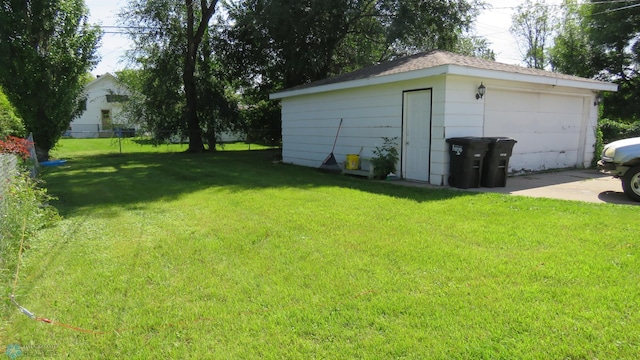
[
  {"xmin": 481, "ymin": 137, "xmax": 517, "ymax": 188},
  {"xmin": 446, "ymin": 137, "xmax": 491, "ymax": 189}
]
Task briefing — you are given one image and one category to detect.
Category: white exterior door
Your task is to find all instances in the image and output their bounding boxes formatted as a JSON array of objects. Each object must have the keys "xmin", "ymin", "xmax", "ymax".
[{"xmin": 403, "ymin": 90, "xmax": 432, "ymax": 181}]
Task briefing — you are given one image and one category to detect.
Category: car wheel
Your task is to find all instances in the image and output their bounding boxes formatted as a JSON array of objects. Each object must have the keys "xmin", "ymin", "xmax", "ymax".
[{"xmin": 621, "ymin": 164, "xmax": 640, "ymax": 202}]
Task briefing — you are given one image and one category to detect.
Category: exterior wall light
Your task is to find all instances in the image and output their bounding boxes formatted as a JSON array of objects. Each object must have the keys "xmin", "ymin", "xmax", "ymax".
[
  {"xmin": 594, "ymin": 92, "xmax": 603, "ymax": 106},
  {"xmin": 476, "ymin": 82, "xmax": 486, "ymax": 100}
]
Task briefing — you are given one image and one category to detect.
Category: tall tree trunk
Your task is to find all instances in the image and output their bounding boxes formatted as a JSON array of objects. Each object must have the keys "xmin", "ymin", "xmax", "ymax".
[
  {"xmin": 184, "ymin": 0, "xmax": 218, "ymax": 153},
  {"xmin": 185, "ymin": 41, "xmax": 203, "ymax": 151},
  {"xmin": 185, "ymin": 1, "xmax": 204, "ymax": 152}
]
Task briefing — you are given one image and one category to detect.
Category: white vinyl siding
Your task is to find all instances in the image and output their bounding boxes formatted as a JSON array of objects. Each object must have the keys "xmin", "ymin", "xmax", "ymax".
[
  {"xmin": 70, "ymin": 74, "xmax": 133, "ymax": 138},
  {"xmin": 278, "ymin": 72, "xmax": 602, "ymax": 185},
  {"xmin": 281, "ymin": 78, "xmax": 446, "ymax": 176}
]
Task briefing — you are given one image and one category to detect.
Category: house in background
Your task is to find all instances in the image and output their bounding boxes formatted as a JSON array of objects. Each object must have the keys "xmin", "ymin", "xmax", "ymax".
[
  {"xmin": 70, "ymin": 73, "xmax": 134, "ymax": 138},
  {"xmin": 270, "ymin": 50, "xmax": 618, "ymax": 186}
]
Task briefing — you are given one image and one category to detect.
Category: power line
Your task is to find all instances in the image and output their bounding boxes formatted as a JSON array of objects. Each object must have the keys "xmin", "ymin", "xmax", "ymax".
[
  {"xmin": 590, "ymin": 1, "xmax": 640, "ymax": 15},
  {"xmin": 488, "ymin": 0, "xmax": 640, "ymax": 10}
]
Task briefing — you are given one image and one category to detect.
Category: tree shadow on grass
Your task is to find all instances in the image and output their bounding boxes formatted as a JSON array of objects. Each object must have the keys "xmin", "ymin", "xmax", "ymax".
[{"xmin": 40, "ymin": 150, "xmax": 477, "ymax": 218}]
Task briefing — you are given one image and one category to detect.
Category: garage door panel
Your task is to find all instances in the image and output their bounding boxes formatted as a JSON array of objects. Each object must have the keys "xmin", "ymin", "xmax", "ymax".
[
  {"xmin": 486, "ymin": 113, "xmax": 581, "ymax": 133},
  {"xmin": 540, "ymin": 95, "xmax": 583, "ymax": 114},
  {"xmin": 484, "ymin": 112, "xmax": 537, "ymax": 134},
  {"xmin": 510, "ymin": 150, "xmax": 580, "ymax": 171},
  {"xmin": 485, "ymin": 90, "xmax": 585, "ymax": 172},
  {"xmin": 539, "ymin": 113, "xmax": 582, "ymax": 128},
  {"xmin": 512, "ymin": 134, "xmax": 580, "ymax": 153},
  {"xmin": 486, "ymin": 92, "xmax": 537, "ymax": 112}
]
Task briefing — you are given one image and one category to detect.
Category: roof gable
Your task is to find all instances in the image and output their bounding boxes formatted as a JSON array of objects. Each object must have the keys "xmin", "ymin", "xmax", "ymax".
[
  {"xmin": 84, "ymin": 73, "xmax": 129, "ymax": 93},
  {"xmin": 86, "ymin": 72, "xmax": 116, "ymax": 86},
  {"xmin": 271, "ymin": 50, "xmax": 617, "ymax": 99}
]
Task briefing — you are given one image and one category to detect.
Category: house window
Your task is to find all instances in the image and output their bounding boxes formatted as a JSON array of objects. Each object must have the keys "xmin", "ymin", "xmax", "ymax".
[
  {"xmin": 106, "ymin": 94, "xmax": 129, "ymax": 103},
  {"xmin": 78, "ymin": 99, "xmax": 87, "ymax": 111}
]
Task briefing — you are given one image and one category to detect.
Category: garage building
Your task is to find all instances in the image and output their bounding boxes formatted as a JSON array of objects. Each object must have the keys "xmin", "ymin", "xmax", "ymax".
[{"xmin": 270, "ymin": 50, "xmax": 617, "ymax": 185}]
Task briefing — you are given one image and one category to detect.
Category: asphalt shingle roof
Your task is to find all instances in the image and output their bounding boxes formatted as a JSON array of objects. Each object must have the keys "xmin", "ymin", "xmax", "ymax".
[{"xmin": 275, "ymin": 50, "xmax": 610, "ymax": 94}]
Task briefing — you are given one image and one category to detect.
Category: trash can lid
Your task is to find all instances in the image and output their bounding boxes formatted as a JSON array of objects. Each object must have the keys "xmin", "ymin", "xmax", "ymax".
[
  {"xmin": 483, "ymin": 137, "xmax": 517, "ymax": 143},
  {"xmin": 446, "ymin": 136, "xmax": 491, "ymax": 144}
]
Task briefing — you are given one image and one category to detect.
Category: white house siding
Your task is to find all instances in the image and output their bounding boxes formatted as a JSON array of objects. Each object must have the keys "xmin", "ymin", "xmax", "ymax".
[
  {"xmin": 430, "ymin": 76, "xmax": 488, "ymax": 185},
  {"xmin": 482, "ymin": 82, "xmax": 596, "ymax": 173},
  {"xmin": 281, "ymin": 77, "xmax": 446, "ymax": 177},
  {"xmin": 70, "ymin": 74, "xmax": 132, "ymax": 138}
]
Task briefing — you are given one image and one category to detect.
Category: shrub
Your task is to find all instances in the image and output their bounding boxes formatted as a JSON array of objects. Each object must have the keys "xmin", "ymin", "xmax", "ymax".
[
  {"xmin": 371, "ymin": 137, "xmax": 399, "ymax": 180},
  {"xmin": 0, "ymin": 136, "xmax": 33, "ymax": 160},
  {"xmin": 599, "ymin": 118, "xmax": 640, "ymax": 144},
  {"xmin": 592, "ymin": 125, "xmax": 604, "ymax": 168},
  {"xmin": 0, "ymin": 150, "xmax": 58, "ymax": 290},
  {"xmin": 0, "ymin": 87, "xmax": 24, "ymax": 138}
]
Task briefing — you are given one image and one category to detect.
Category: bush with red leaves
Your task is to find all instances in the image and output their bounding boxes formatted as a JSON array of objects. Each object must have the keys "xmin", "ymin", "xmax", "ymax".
[{"xmin": 0, "ymin": 136, "xmax": 33, "ymax": 161}]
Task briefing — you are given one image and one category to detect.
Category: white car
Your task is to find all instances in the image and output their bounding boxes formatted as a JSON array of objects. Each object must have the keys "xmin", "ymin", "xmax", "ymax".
[{"xmin": 597, "ymin": 137, "xmax": 640, "ymax": 201}]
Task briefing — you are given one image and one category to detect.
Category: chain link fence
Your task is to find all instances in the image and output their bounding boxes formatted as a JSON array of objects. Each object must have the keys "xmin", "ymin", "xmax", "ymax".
[
  {"xmin": 63, "ymin": 128, "xmax": 281, "ymax": 147},
  {"xmin": 59, "ymin": 129, "xmax": 282, "ymax": 154},
  {"xmin": 0, "ymin": 154, "xmax": 18, "ymax": 217}
]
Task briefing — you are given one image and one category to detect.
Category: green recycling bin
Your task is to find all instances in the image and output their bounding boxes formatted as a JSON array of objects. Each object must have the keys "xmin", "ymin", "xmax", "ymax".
[
  {"xmin": 446, "ymin": 137, "xmax": 491, "ymax": 189},
  {"xmin": 481, "ymin": 137, "xmax": 517, "ymax": 188}
]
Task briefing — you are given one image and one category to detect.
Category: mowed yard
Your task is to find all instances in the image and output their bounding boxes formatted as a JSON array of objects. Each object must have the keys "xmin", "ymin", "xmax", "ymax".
[{"xmin": 3, "ymin": 138, "xmax": 639, "ymax": 358}]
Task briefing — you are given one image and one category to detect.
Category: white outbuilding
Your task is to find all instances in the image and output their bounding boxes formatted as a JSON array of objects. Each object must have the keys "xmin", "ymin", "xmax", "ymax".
[{"xmin": 270, "ymin": 50, "xmax": 617, "ymax": 185}]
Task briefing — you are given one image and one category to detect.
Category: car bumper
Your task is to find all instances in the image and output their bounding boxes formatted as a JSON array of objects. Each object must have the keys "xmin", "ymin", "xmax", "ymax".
[{"xmin": 597, "ymin": 160, "xmax": 623, "ymax": 177}]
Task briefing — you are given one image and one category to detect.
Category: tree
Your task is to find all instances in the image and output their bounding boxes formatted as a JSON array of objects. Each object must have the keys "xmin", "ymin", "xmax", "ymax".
[
  {"xmin": 220, "ymin": 0, "xmax": 483, "ymax": 88},
  {"xmin": 453, "ymin": 35, "xmax": 496, "ymax": 60},
  {"xmin": 549, "ymin": 0, "xmax": 594, "ymax": 77},
  {"xmin": 218, "ymin": 0, "xmax": 485, "ymax": 140},
  {"xmin": 0, "ymin": 86, "xmax": 24, "ymax": 138},
  {"xmin": 587, "ymin": 0, "xmax": 640, "ymax": 120},
  {"xmin": 122, "ymin": 0, "xmax": 238, "ymax": 151},
  {"xmin": 183, "ymin": 0, "xmax": 218, "ymax": 152},
  {"xmin": 510, "ymin": 0, "xmax": 556, "ymax": 69},
  {"xmin": 0, "ymin": 0, "xmax": 101, "ymax": 160}
]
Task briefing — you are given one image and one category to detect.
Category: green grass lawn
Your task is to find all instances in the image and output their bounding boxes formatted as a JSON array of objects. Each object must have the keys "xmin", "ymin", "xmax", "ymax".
[
  {"xmin": 53, "ymin": 137, "xmax": 275, "ymax": 157},
  {"xmin": 3, "ymin": 139, "xmax": 639, "ymax": 358}
]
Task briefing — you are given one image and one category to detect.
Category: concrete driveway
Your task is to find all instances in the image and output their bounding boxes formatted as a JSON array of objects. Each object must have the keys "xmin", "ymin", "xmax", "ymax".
[
  {"xmin": 464, "ymin": 169, "xmax": 637, "ymax": 205},
  {"xmin": 393, "ymin": 169, "xmax": 637, "ymax": 204}
]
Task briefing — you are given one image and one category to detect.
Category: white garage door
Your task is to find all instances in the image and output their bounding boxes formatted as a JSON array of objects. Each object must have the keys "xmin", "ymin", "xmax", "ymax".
[{"xmin": 484, "ymin": 90, "xmax": 586, "ymax": 173}]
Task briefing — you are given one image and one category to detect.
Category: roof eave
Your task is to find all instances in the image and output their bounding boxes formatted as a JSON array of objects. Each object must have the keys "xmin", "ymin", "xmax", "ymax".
[
  {"xmin": 270, "ymin": 65, "xmax": 618, "ymax": 100},
  {"xmin": 269, "ymin": 66, "xmax": 449, "ymax": 100},
  {"xmin": 447, "ymin": 65, "xmax": 619, "ymax": 92}
]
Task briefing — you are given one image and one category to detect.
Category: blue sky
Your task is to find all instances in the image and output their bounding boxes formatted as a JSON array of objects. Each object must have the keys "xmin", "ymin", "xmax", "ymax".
[{"xmin": 85, "ymin": 0, "xmax": 564, "ymax": 76}]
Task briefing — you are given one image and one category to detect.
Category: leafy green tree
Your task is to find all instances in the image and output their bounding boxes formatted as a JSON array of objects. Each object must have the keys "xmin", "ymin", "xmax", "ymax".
[
  {"xmin": 0, "ymin": 86, "xmax": 24, "ymax": 138},
  {"xmin": 183, "ymin": 0, "xmax": 218, "ymax": 152},
  {"xmin": 220, "ymin": 0, "xmax": 483, "ymax": 89},
  {"xmin": 121, "ymin": 0, "xmax": 238, "ymax": 151},
  {"xmin": 510, "ymin": 0, "xmax": 556, "ymax": 69},
  {"xmin": 549, "ymin": 0, "xmax": 594, "ymax": 77},
  {"xmin": 0, "ymin": 0, "xmax": 101, "ymax": 160},
  {"xmin": 453, "ymin": 35, "xmax": 496, "ymax": 60},
  {"xmin": 218, "ymin": 0, "xmax": 484, "ymax": 141},
  {"xmin": 587, "ymin": 0, "xmax": 640, "ymax": 120}
]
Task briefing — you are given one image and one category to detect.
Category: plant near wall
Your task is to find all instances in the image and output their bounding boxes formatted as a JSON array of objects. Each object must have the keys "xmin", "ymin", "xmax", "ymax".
[
  {"xmin": 592, "ymin": 125, "xmax": 604, "ymax": 168},
  {"xmin": 0, "ymin": 168, "xmax": 59, "ymax": 269},
  {"xmin": 0, "ymin": 136, "xmax": 33, "ymax": 160},
  {"xmin": 0, "ymin": 137, "xmax": 59, "ymax": 292},
  {"xmin": 371, "ymin": 137, "xmax": 399, "ymax": 180}
]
